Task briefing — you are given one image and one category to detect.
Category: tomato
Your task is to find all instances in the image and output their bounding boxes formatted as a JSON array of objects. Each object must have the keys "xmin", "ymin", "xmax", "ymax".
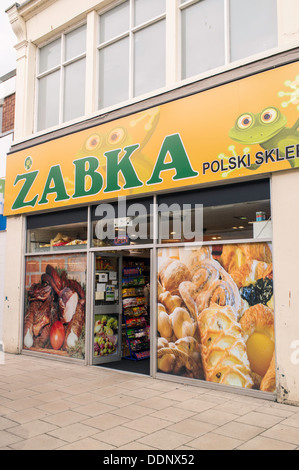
[{"xmin": 50, "ymin": 321, "xmax": 65, "ymax": 350}]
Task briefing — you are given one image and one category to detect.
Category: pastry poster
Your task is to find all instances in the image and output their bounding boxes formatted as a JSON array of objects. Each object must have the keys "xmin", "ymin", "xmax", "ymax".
[
  {"xmin": 157, "ymin": 242, "xmax": 275, "ymax": 393},
  {"xmin": 23, "ymin": 254, "xmax": 86, "ymax": 359},
  {"xmin": 4, "ymin": 61, "xmax": 299, "ymax": 216}
]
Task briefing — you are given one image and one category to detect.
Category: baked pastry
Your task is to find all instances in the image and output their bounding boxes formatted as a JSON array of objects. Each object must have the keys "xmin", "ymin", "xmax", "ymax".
[
  {"xmin": 198, "ymin": 304, "xmax": 254, "ymax": 388},
  {"xmin": 220, "ymin": 243, "xmax": 272, "ymax": 274},
  {"xmin": 170, "ymin": 307, "xmax": 198, "ymax": 339},
  {"xmin": 179, "ymin": 281, "xmax": 199, "ymax": 320},
  {"xmin": 158, "ymin": 291, "xmax": 182, "ymax": 314},
  {"xmin": 260, "ymin": 353, "xmax": 276, "ymax": 392},
  {"xmin": 196, "ymin": 277, "xmax": 243, "ymax": 318},
  {"xmin": 192, "ymin": 258, "xmax": 226, "ymax": 292},
  {"xmin": 240, "ymin": 304, "xmax": 275, "ymax": 392},
  {"xmin": 157, "ymin": 303, "xmax": 174, "ymax": 341},
  {"xmin": 158, "ymin": 258, "xmax": 192, "ymax": 295},
  {"xmin": 178, "ymin": 257, "xmax": 244, "ymax": 319},
  {"xmin": 229, "ymin": 261, "xmax": 272, "ymax": 288},
  {"xmin": 179, "ymin": 246, "xmax": 212, "ymax": 276},
  {"xmin": 157, "ymin": 336, "xmax": 202, "ymax": 379}
]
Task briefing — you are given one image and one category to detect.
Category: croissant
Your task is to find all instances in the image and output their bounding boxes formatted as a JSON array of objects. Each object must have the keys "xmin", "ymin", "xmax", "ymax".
[
  {"xmin": 198, "ymin": 304, "xmax": 253, "ymax": 388},
  {"xmin": 242, "ymin": 243, "xmax": 272, "ymax": 264},
  {"xmin": 239, "ymin": 304, "xmax": 275, "ymax": 392},
  {"xmin": 221, "ymin": 243, "xmax": 272, "ymax": 274},
  {"xmin": 229, "ymin": 261, "xmax": 272, "ymax": 288}
]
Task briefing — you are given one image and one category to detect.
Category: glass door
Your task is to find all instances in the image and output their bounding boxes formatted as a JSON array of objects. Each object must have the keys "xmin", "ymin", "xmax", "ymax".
[{"xmin": 92, "ymin": 253, "xmax": 122, "ymax": 365}]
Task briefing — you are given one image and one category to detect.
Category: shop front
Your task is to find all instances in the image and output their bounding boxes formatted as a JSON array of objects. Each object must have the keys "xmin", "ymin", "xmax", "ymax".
[{"xmin": 4, "ymin": 61, "xmax": 299, "ymax": 401}]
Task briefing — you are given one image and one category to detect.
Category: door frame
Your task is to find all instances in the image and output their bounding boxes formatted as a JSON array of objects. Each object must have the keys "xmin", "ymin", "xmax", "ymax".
[
  {"xmin": 90, "ymin": 251, "xmax": 123, "ymax": 366},
  {"xmin": 88, "ymin": 247, "xmax": 155, "ymax": 376}
]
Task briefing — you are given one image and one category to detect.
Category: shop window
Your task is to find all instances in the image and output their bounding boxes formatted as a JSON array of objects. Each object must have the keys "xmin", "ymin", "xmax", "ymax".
[
  {"xmin": 180, "ymin": 0, "xmax": 278, "ymax": 80},
  {"xmin": 23, "ymin": 253, "xmax": 87, "ymax": 359},
  {"xmin": 157, "ymin": 179, "xmax": 271, "ymax": 243},
  {"xmin": 37, "ymin": 24, "xmax": 87, "ymax": 132},
  {"xmin": 157, "ymin": 240, "xmax": 275, "ymax": 392},
  {"xmin": 98, "ymin": 0, "xmax": 166, "ymax": 109},
  {"xmin": 26, "ymin": 207, "xmax": 88, "ymax": 253},
  {"xmin": 92, "ymin": 197, "xmax": 153, "ymax": 247}
]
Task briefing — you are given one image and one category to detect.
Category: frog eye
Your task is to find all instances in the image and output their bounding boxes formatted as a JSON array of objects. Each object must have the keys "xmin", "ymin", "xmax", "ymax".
[
  {"xmin": 261, "ymin": 108, "xmax": 278, "ymax": 124},
  {"xmin": 85, "ymin": 134, "xmax": 102, "ymax": 151},
  {"xmin": 107, "ymin": 127, "xmax": 126, "ymax": 146},
  {"xmin": 237, "ymin": 114, "xmax": 253, "ymax": 130}
]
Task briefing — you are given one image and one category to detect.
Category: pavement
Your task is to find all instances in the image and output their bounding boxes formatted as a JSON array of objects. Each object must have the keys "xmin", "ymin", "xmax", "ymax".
[{"xmin": 0, "ymin": 353, "xmax": 299, "ymax": 451}]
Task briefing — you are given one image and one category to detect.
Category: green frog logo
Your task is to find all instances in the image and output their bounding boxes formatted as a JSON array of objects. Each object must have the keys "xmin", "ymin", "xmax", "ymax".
[{"xmin": 229, "ymin": 107, "xmax": 299, "ymax": 168}]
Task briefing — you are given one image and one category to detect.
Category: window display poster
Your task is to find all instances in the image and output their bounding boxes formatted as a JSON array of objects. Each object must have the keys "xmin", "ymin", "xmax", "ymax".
[
  {"xmin": 157, "ymin": 243, "xmax": 275, "ymax": 393},
  {"xmin": 23, "ymin": 254, "xmax": 87, "ymax": 359}
]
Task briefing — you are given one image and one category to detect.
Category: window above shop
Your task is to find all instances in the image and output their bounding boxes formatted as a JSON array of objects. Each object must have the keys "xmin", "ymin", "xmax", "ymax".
[
  {"xmin": 36, "ymin": 23, "xmax": 87, "ymax": 132},
  {"xmin": 97, "ymin": 0, "xmax": 166, "ymax": 110},
  {"xmin": 33, "ymin": 0, "xmax": 279, "ymax": 131},
  {"xmin": 180, "ymin": 0, "xmax": 278, "ymax": 80}
]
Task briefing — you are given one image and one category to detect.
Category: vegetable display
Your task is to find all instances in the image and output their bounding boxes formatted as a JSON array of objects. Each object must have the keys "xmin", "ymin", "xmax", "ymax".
[{"xmin": 94, "ymin": 315, "xmax": 118, "ymax": 357}]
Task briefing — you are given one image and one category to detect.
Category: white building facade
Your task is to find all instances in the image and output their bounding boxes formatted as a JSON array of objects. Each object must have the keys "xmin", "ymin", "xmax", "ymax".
[
  {"xmin": 3, "ymin": 0, "xmax": 299, "ymax": 405},
  {"xmin": 0, "ymin": 70, "xmax": 15, "ymax": 342}
]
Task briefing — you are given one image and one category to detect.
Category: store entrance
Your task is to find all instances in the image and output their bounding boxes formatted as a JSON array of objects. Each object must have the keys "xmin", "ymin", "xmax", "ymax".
[{"xmin": 92, "ymin": 249, "xmax": 151, "ymax": 376}]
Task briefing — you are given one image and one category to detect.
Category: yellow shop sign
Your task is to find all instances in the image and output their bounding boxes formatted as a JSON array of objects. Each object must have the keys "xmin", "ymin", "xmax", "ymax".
[{"xmin": 4, "ymin": 61, "xmax": 299, "ymax": 216}]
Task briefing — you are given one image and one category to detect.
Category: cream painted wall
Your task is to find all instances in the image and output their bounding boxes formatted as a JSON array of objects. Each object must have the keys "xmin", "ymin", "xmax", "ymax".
[
  {"xmin": 279, "ymin": 0, "xmax": 299, "ymax": 45},
  {"xmin": 272, "ymin": 170, "xmax": 299, "ymax": 405},
  {"xmin": 0, "ymin": 231, "xmax": 6, "ymax": 342},
  {"xmin": 2, "ymin": 216, "xmax": 25, "ymax": 354}
]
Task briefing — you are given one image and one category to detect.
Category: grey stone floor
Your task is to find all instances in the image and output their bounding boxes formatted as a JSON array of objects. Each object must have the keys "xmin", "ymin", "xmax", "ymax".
[{"xmin": 0, "ymin": 353, "xmax": 299, "ymax": 450}]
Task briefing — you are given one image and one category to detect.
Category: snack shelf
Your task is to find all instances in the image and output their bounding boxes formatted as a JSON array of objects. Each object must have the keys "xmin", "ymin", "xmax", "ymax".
[{"xmin": 122, "ymin": 263, "xmax": 150, "ymax": 361}]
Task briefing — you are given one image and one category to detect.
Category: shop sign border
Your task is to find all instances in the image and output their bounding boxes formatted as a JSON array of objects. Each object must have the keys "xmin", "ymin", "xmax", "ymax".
[{"xmin": 4, "ymin": 61, "xmax": 299, "ymax": 216}]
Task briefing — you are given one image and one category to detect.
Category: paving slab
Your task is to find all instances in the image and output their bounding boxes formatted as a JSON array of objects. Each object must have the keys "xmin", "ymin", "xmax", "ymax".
[{"xmin": 0, "ymin": 353, "xmax": 299, "ymax": 451}]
